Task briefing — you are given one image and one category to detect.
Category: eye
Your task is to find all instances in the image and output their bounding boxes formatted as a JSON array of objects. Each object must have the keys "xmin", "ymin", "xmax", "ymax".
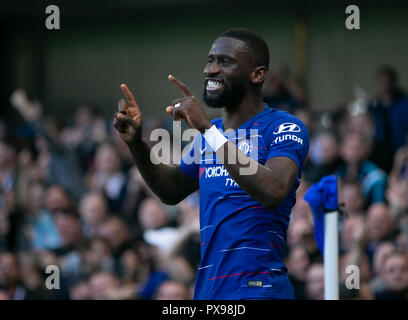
[{"xmin": 207, "ymin": 57, "xmax": 215, "ymax": 64}]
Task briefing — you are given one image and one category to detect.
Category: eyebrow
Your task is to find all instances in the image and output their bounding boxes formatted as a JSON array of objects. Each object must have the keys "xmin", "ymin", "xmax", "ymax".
[{"xmin": 207, "ymin": 53, "xmax": 237, "ymax": 61}]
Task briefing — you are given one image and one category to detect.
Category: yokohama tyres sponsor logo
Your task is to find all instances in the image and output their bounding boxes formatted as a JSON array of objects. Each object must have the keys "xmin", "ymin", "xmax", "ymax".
[{"xmin": 205, "ymin": 166, "xmax": 230, "ymax": 178}]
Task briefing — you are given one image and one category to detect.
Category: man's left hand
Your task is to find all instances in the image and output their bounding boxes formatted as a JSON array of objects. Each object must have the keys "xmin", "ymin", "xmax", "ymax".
[{"xmin": 166, "ymin": 75, "xmax": 212, "ymax": 134}]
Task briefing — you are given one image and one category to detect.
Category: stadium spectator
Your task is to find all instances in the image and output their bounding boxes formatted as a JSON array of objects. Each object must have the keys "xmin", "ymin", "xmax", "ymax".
[
  {"xmin": 99, "ymin": 216, "xmax": 133, "ymax": 273},
  {"xmin": 0, "ymin": 139, "xmax": 17, "ymax": 200},
  {"xmin": 81, "ymin": 236, "xmax": 115, "ymax": 276},
  {"xmin": 366, "ymin": 204, "xmax": 397, "ymax": 262},
  {"xmin": 304, "ymin": 130, "xmax": 341, "ymax": 183},
  {"xmin": 44, "ymin": 184, "xmax": 73, "ymax": 214},
  {"xmin": 340, "ymin": 215, "xmax": 366, "ymax": 254},
  {"xmin": 339, "ymin": 182, "xmax": 365, "ymax": 216},
  {"xmin": 287, "ymin": 217, "xmax": 317, "ymax": 257},
  {"xmin": 335, "ymin": 132, "xmax": 387, "ymax": 205},
  {"xmin": 0, "ymin": 252, "xmax": 25, "ymax": 300},
  {"xmin": 155, "ymin": 280, "xmax": 191, "ymax": 300},
  {"xmin": 19, "ymin": 181, "xmax": 61, "ymax": 251},
  {"xmin": 79, "ymin": 192, "xmax": 109, "ymax": 238},
  {"xmin": 369, "ymin": 66, "xmax": 408, "ymax": 173},
  {"xmin": 0, "ymin": 208, "xmax": 10, "ymax": 250},
  {"xmin": 287, "ymin": 245, "xmax": 310, "ymax": 299},
  {"xmin": 69, "ymin": 279, "xmax": 92, "ymax": 300},
  {"xmin": 263, "ymin": 63, "xmax": 306, "ymax": 114},
  {"xmin": 89, "ymin": 271, "xmax": 120, "ymax": 300},
  {"xmin": 375, "ymin": 252, "xmax": 408, "ymax": 299},
  {"xmin": 10, "ymin": 89, "xmax": 86, "ymax": 200},
  {"xmin": 86, "ymin": 142, "xmax": 127, "ymax": 212},
  {"xmin": 370, "ymin": 241, "xmax": 396, "ymax": 294},
  {"xmin": 138, "ymin": 197, "xmax": 179, "ymax": 252},
  {"xmin": 59, "ymin": 105, "xmax": 107, "ymax": 173},
  {"xmin": 305, "ymin": 263, "xmax": 324, "ymax": 300}
]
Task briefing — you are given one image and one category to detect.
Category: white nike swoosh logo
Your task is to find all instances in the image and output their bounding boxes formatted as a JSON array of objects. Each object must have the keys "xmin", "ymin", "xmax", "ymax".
[{"xmin": 200, "ymin": 147, "xmax": 207, "ymax": 154}]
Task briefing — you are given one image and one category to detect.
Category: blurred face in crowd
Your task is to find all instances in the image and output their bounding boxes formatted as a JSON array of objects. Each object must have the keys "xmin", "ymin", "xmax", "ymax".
[
  {"xmin": 290, "ymin": 198, "xmax": 311, "ymax": 221},
  {"xmin": 311, "ymin": 131, "xmax": 339, "ymax": 165},
  {"xmin": 0, "ymin": 253, "xmax": 20, "ymax": 287},
  {"xmin": 346, "ymin": 114, "xmax": 374, "ymax": 139},
  {"xmin": 340, "ymin": 132, "xmax": 368, "ymax": 164},
  {"xmin": 0, "ymin": 290, "xmax": 9, "ymax": 300},
  {"xmin": 288, "ymin": 245, "xmax": 310, "ymax": 281},
  {"xmin": 70, "ymin": 280, "xmax": 92, "ymax": 300},
  {"xmin": 381, "ymin": 253, "xmax": 408, "ymax": 291},
  {"xmin": 340, "ymin": 183, "xmax": 364, "ymax": 215},
  {"xmin": 79, "ymin": 193, "xmax": 108, "ymax": 227},
  {"xmin": 0, "ymin": 141, "xmax": 15, "ymax": 168},
  {"xmin": 55, "ymin": 212, "xmax": 82, "ymax": 246},
  {"xmin": 319, "ymin": 132, "xmax": 338, "ymax": 163},
  {"xmin": 297, "ymin": 179, "xmax": 310, "ymax": 199},
  {"xmin": 396, "ymin": 232, "xmax": 408, "ymax": 253},
  {"xmin": 85, "ymin": 237, "xmax": 111, "ymax": 269},
  {"xmin": 294, "ymin": 109, "xmax": 311, "ymax": 131},
  {"xmin": 26, "ymin": 182, "xmax": 45, "ymax": 213},
  {"xmin": 341, "ymin": 215, "xmax": 365, "ymax": 251},
  {"xmin": 306, "ymin": 263, "xmax": 325, "ymax": 300},
  {"xmin": 95, "ymin": 143, "xmax": 120, "ymax": 174},
  {"xmin": 34, "ymin": 134, "xmax": 49, "ymax": 154},
  {"xmin": 177, "ymin": 197, "xmax": 199, "ymax": 226},
  {"xmin": 36, "ymin": 250, "xmax": 58, "ymax": 270},
  {"xmin": 0, "ymin": 208, "xmax": 10, "ymax": 237},
  {"xmin": 44, "ymin": 185, "xmax": 71, "ymax": 213},
  {"xmin": 89, "ymin": 272, "xmax": 119, "ymax": 300},
  {"xmin": 367, "ymin": 204, "xmax": 393, "ymax": 243},
  {"xmin": 120, "ymin": 250, "xmax": 140, "ymax": 276},
  {"xmin": 127, "ymin": 166, "xmax": 147, "ymax": 195},
  {"xmin": 156, "ymin": 281, "xmax": 190, "ymax": 300},
  {"xmin": 138, "ymin": 198, "xmax": 169, "ymax": 230},
  {"xmin": 287, "ymin": 217, "xmax": 313, "ymax": 248},
  {"xmin": 100, "ymin": 217, "xmax": 130, "ymax": 249},
  {"xmin": 373, "ymin": 242, "xmax": 395, "ymax": 275},
  {"xmin": 75, "ymin": 106, "xmax": 93, "ymax": 127}
]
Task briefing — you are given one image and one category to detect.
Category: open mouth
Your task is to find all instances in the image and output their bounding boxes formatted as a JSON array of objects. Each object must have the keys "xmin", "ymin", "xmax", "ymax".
[{"xmin": 206, "ymin": 79, "xmax": 223, "ymax": 92}]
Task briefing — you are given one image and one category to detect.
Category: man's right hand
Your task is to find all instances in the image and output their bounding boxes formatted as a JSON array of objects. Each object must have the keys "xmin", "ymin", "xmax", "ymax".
[{"xmin": 113, "ymin": 84, "xmax": 143, "ymax": 144}]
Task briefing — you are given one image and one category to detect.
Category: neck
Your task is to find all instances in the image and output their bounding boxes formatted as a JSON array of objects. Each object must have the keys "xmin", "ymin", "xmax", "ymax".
[{"xmin": 221, "ymin": 91, "xmax": 264, "ymax": 130}]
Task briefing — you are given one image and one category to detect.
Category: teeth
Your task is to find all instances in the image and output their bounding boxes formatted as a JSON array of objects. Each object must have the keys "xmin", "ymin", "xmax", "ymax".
[{"xmin": 207, "ymin": 80, "xmax": 221, "ymax": 89}]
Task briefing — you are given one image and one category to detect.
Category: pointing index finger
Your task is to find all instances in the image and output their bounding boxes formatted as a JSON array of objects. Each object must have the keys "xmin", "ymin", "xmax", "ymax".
[
  {"xmin": 168, "ymin": 75, "xmax": 193, "ymax": 97},
  {"xmin": 120, "ymin": 84, "xmax": 137, "ymax": 106}
]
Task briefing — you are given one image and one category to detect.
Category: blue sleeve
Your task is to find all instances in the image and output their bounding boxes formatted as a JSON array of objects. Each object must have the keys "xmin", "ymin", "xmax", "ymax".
[
  {"xmin": 266, "ymin": 118, "xmax": 309, "ymax": 170},
  {"xmin": 371, "ymin": 179, "xmax": 387, "ymax": 203},
  {"xmin": 180, "ymin": 133, "xmax": 203, "ymax": 181}
]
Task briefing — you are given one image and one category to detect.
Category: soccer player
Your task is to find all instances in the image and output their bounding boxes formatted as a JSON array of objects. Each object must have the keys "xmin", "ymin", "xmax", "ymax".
[{"xmin": 113, "ymin": 28, "xmax": 309, "ymax": 300}]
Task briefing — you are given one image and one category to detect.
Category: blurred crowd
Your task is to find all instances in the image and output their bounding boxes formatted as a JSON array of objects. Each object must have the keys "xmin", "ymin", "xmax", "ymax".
[{"xmin": 0, "ymin": 65, "xmax": 407, "ymax": 300}]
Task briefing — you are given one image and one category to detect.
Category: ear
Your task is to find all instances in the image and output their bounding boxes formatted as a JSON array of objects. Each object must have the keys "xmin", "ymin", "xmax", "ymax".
[{"xmin": 250, "ymin": 66, "xmax": 268, "ymax": 85}]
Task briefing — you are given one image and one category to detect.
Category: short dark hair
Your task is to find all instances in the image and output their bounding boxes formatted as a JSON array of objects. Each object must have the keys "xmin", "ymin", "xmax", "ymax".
[
  {"xmin": 219, "ymin": 28, "xmax": 270, "ymax": 70},
  {"xmin": 377, "ymin": 65, "xmax": 398, "ymax": 84}
]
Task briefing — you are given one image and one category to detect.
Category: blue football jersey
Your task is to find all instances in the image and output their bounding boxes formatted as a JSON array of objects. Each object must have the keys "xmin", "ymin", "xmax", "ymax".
[{"xmin": 180, "ymin": 105, "xmax": 309, "ymax": 300}]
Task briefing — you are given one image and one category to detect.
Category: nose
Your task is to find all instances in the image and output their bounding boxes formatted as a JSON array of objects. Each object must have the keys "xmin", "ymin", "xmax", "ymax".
[{"xmin": 204, "ymin": 61, "xmax": 221, "ymax": 77}]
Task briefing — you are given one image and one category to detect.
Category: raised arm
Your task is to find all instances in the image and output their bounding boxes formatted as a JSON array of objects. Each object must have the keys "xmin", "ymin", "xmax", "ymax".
[{"xmin": 113, "ymin": 84, "xmax": 198, "ymax": 205}]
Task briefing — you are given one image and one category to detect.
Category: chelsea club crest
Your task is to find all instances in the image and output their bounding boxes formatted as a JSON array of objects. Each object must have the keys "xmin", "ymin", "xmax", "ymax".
[{"xmin": 237, "ymin": 139, "xmax": 253, "ymax": 155}]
